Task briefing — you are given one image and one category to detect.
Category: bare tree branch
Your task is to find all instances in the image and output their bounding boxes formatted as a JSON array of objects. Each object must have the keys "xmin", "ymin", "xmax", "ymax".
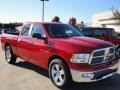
[{"xmin": 111, "ymin": 7, "xmax": 120, "ymax": 25}]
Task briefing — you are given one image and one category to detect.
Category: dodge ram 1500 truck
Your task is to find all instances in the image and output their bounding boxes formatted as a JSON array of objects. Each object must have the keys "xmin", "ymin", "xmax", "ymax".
[{"xmin": 1, "ymin": 22, "xmax": 119, "ymax": 88}]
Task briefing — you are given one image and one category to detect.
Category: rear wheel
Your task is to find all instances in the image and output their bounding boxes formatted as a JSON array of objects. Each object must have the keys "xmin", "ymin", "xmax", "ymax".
[
  {"xmin": 49, "ymin": 59, "xmax": 72, "ymax": 88},
  {"xmin": 5, "ymin": 45, "xmax": 17, "ymax": 64}
]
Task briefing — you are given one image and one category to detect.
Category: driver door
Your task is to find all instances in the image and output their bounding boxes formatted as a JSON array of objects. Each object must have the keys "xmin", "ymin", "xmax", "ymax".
[{"xmin": 28, "ymin": 24, "xmax": 49, "ymax": 66}]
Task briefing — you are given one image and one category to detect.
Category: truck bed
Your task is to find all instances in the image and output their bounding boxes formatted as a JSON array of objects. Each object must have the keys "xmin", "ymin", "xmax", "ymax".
[{"xmin": 1, "ymin": 33, "xmax": 19, "ymax": 56}]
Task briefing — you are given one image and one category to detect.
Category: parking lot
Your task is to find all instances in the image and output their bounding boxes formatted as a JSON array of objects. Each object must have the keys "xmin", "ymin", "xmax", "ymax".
[{"xmin": 0, "ymin": 42, "xmax": 120, "ymax": 90}]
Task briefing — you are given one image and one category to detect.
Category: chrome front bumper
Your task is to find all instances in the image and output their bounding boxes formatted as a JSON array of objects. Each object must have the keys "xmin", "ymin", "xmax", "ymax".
[{"xmin": 70, "ymin": 63, "xmax": 119, "ymax": 82}]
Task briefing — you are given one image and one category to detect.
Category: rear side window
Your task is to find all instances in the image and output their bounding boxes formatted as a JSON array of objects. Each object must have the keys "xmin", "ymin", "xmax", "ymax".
[
  {"xmin": 94, "ymin": 29, "xmax": 106, "ymax": 37},
  {"xmin": 21, "ymin": 24, "xmax": 31, "ymax": 36},
  {"xmin": 81, "ymin": 28, "xmax": 93, "ymax": 37}
]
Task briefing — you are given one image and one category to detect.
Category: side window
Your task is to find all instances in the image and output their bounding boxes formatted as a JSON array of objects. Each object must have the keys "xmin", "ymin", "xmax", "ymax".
[
  {"xmin": 21, "ymin": 24, "xmax": 31, "ymax": 36},
  {"xmin": 94, "ymin": 29, "xmax": 105, "ymax": 37},
  {"xmin": 81, "ymin": 28, "xmax": 93, "ymax": 37},
  {"xmin": 31, "ymin": 25, "xmax": 45, "ymax": 38},
  {"xmin": 108, "ymin": 29, "xmax": 117, "ymax": 37}
]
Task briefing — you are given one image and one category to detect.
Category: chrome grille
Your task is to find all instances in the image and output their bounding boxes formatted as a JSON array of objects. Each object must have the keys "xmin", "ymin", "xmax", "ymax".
[
  {"xmin": 109, "ymin": 48, "xmax": 115, "ymax": 54},
  {"xmin": 93, "ymin": 50, "xmax": 105, "ymax": 57},
  {"xmin": 90, "ymin": 47, "xmax": 115, "ymax": 65}
]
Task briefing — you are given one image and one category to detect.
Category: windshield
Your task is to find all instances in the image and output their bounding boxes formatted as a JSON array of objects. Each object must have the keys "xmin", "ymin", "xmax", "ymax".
[{"xmin": 44, "ymin": 24, "xmax": 83, "ymax": 38}]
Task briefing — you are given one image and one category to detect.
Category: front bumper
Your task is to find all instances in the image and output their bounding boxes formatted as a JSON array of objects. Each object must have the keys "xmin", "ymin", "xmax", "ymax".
[{"xmin": 70, "ymin": 63, "xmax": 119, "ymax": 82}]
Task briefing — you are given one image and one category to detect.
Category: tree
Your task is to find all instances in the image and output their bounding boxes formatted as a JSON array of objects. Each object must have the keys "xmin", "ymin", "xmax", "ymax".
[
  {"xmin": 2, "ymin": 22, "xmax": 22, "ymax": 29},
  {"xmin": 0, "ymin": 23, "xmax": 2, "ymax": 29},
  {"xmin": 111, "ymin": 8, "xmax": 120, "ymax": 25}
]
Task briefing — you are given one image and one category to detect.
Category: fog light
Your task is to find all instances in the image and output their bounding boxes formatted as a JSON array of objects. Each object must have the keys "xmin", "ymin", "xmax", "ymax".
[{"xmin": 82, "ymin": 73, "xmax": 94, "ymax": 79}]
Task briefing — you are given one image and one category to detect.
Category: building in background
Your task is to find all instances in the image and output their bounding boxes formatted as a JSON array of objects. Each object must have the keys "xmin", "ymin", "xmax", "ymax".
[{"xmin": 92, "ymin": 9, "xmax": 120, "ymax": 33}]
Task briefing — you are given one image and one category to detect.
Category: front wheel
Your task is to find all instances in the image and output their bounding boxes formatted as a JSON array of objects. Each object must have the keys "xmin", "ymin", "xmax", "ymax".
[
  {"xmin": 5, "ymin": 45, "xmax": 17, "ymax": 64},
  {"xmin": 49, "ymin": 59, "xmax": 72, "ymax": 88}
]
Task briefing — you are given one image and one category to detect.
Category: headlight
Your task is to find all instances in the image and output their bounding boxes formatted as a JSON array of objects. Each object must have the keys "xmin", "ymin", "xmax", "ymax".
[{"xmin": 71, "ymin": 54, "xmax": 90, "ymax": 63}]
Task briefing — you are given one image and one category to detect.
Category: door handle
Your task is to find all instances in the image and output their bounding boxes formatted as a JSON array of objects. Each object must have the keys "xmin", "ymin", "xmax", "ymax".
[
  {"xmin": 29, "ymin": 41, "xmax": 33, "ymax": 44},
  {"xmin": 18, "ymin": 38, "xmax": 22, "ymax": 42}
]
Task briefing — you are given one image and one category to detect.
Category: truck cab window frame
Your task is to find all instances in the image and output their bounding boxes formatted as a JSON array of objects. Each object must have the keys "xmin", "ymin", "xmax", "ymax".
[
  {"xmin": 21, "ymin": 24, "xmax": 31, "ymax": 36},
  {"xmin": 31, "ymin": 24, "xmax": 46, "ymax": 39}
]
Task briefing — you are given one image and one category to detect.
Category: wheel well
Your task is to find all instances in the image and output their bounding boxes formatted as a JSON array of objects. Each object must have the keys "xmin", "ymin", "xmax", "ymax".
[
  {"xmin": 48, "ymin": 55, "xmax": 70, "ymax": 69},
  {"xmin": 48, "ymin": 55, "xmax": 72, "ymax": 82},
  {"xmin": 5, "ymin": 43, "xmax": 10, "ymax": 48}
]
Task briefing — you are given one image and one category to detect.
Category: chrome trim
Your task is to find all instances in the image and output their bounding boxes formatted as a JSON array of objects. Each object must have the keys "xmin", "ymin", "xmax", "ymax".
[
  {"xmin": 115, "ymin": 44, "xmax": 119, "ymax": 49},
  {"xmin": 90, "ymin": 55, "xmax": 116, "ymax": 65},
  {"xmin": 28, "ymin": 24, "xmax": 34, "ymax": 36},
  {"xmin": 70, "ymin": 63, "xmax": 118, "ymax": 82},
  {"xmin": 92, "ymin": 55, "xmax": 105, "ymax": 58},
  {"xmin": 89, "ymin": 47, "xmax": 115, "ymax": 65},
  {"xmin": 104, "ymin": 48, "xmax": 110, "ymax": 60}
]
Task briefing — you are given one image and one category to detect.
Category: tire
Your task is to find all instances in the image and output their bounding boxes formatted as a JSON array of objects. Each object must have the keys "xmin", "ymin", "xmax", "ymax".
[
  {"xmin": 5, "ymin": 45, "xmax": 17, "ymax": 64},
  {"xmin": 49, "ymin": 59, "xmax": 72, "ymax": 89},
  {"xmin": 117, "ymin": 48, "xmax": 120, "ymax": 58},
  {"xmin": 115, "ymin": 46, "xmax": 120, "ymax": 59}
]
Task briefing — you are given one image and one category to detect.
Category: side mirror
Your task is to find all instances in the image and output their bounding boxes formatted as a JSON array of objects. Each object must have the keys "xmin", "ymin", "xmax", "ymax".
[{"xmin": 32, "ymin": 33, "xmax": 46, "ymax": 39}]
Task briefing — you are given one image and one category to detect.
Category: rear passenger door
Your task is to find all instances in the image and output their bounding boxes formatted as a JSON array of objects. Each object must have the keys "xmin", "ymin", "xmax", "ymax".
[{"xmin": 18, "ymin": 24, "xmax": 32, "ymax": 60}]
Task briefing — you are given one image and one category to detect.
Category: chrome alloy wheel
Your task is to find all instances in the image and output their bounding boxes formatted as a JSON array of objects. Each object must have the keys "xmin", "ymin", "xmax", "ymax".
[
  {"xmin": 5, "ymin": 46, "xmax": 11, "ymax": 62},
  {"xmin": 51, "ymin": 64, "xmax": 65, "ymax": 86}
]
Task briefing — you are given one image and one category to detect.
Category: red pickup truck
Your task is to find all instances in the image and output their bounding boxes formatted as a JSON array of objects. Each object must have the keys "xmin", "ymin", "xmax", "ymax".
[{"xmin": 1, "ymin": 22, "xmax": 119, "ymax": 88}]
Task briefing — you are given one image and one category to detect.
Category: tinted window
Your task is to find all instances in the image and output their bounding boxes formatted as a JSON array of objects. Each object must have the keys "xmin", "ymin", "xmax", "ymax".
[
  {"xmin": 44, "ymin": 24, "xmax": 83, "ymax": 38},
  {"xmin": 81, "ymin": 28, "xmax": 94, "ymax": 37},
  {"xmin": 3, "ymin": 29, "xmax": 18, "ymax": 34},
  {"xmin": 94, "ymin": 29, "xmax": 105, "ymax": 37},
  {"xmin": 21, "ymin": 24, "xmax": 30, "ymax": 36},
  {"xmin": 108, "ymin": 29, "xmax": 117, "ymax": 37},
  {"xmin": 31, "ymin": 25, "xmax": 45, "ymax": 38}
]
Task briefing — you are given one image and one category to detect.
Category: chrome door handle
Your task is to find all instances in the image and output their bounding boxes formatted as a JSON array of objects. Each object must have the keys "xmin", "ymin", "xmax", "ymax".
[
  {"xmin": 18, "ymin": 38, "xmax": 22, "ymax": 42},
  {"xmin": 29, "ymin": 41, "xmax": 33, "ymax": 44}
]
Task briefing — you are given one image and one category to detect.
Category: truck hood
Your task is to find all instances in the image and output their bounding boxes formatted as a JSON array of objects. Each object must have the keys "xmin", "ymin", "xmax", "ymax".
[{"xmin": 53, "ymin": 36, "xmax": 114, "ymax": 53}]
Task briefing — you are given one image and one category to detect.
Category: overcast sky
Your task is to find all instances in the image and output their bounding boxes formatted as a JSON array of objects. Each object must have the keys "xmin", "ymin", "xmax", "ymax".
[{"xmin": 0, "ymin": 0, "xmax": 120, "ymax": 23}]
